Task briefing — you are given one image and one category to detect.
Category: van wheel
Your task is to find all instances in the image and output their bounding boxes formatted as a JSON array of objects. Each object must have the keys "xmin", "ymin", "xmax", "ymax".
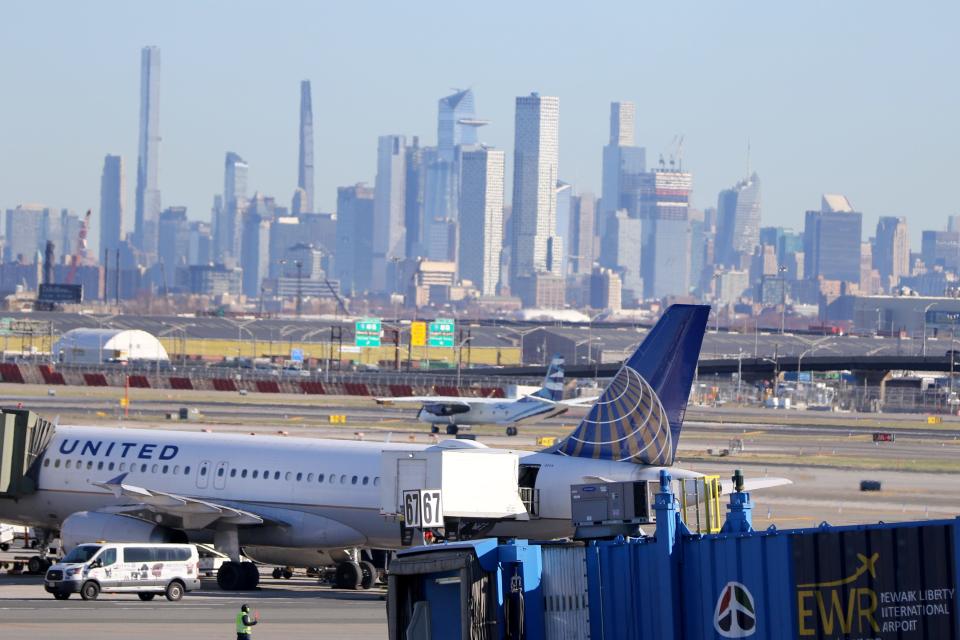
[
  {"xmin": 138, "ymin": 593, "xmax": 156, "ymax": 601},
  {"xmin": 80, "ymin": 581, "xmax": 100, "ymax": 601},
  {"xmin": 165, "ymin": 580, "xmax": 185, "ymax": 602},
  {"xmin": 53, "ymin": 592, "xmax": 70, "ymax": 600}
]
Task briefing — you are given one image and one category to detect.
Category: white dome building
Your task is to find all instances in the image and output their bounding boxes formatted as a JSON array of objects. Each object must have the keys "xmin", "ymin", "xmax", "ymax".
[{"xmin": 53, "ymin": 329, "xmax": 170, "ymax": 365}]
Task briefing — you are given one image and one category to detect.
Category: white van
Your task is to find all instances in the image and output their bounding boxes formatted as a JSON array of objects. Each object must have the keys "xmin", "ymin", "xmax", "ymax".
[{"xmin": 44, "ymin": 543, "xmax": 202, "ymax": 601}]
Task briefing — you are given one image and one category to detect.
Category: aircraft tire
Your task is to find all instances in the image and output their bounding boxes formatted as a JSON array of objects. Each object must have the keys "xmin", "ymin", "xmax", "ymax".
[
  {"xmin": 359, "ymin": 560, "xmax": 377, "ymax": 589},
  {"xmin": 446, "ymin": 424, "xmax": 459, "ymax": 435},
  {"xmin": 217, "ymin": 561, "xmax": 242, "ymax": 590},
  {"xmin": 430, "ymin": 425, "xmax": 439, "ymax": 434},
  {"xmin": 272, "ymin": 567, "xmax": 282, "ymax": 579},
  {"xmin": 334, "ymin": 561, "xmax": 362, "ymax": 590},
  {"xmin": 240, "ymin": 562, "xmax": 260, "ymax": 589},
  {"xmin": 27, "ymin": 555, "xmax": 44, "ymax": 575},
  {"xmin": 506, "ymin": 426, "xmax": 518, "ymax": 437}
]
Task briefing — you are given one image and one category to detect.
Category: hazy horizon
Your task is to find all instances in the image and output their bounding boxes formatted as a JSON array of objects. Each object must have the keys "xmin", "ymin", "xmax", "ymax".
[{"xmin": 1, "ymin": 1, "xmax": 958, "ymax": 252}]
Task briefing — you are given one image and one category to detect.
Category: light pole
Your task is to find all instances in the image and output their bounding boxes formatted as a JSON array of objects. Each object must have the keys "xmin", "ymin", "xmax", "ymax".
[
  {"xmin": 737, "ymin": 348, "xmax": 744, "ymax": 402},
  {"xmin": 456, "ymin": 335, "xmax": 474, "ymax": 389},
  {"xmin": 778, "ymin": 264, "xmax": 788, "ymax": 334},
  {"xmin": 922, "ymin": 301, "xmax": 938, "ymax": 357}
]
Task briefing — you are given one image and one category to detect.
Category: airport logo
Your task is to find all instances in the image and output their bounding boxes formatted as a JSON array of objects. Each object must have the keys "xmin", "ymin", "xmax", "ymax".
[{"xmin": 714, "ymin": 581, "xmax": 757, "ymax": 638}]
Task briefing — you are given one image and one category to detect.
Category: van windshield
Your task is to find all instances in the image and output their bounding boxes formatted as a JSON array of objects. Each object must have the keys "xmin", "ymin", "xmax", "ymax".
[{"xmin": 62, "ymin": 545, "xmax": 101, "ymax": 564}]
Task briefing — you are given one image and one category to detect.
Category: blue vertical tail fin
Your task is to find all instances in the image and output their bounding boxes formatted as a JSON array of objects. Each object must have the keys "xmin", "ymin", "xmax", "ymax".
[
  {"xmin": 551, "ymin": 304, "xmax": 709, "ymax": 465},
  {"xmin": 530, "ymin": 355, "xmax": 564, "ymax": 402}
]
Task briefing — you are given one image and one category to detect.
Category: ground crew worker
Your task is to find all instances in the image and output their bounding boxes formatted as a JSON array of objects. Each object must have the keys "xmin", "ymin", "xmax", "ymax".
[{"xmin": 236, "ymin": 604, "xmax": 258, "ymax": 639}]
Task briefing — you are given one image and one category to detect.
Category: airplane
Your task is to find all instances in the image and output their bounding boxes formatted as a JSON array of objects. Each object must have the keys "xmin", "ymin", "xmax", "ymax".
[
  {"xmin": 0, "ymin": 304, "xmax": 789, "ymax": 593},
  {"xmin": 376, "ymin": 354, "xmax": 596, "ymax": 436}
]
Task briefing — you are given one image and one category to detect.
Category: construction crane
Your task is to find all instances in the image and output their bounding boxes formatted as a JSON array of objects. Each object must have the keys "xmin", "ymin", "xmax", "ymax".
[{"xmin": 65, "ymin": 210, "xmax": 92, "ymax": 285}]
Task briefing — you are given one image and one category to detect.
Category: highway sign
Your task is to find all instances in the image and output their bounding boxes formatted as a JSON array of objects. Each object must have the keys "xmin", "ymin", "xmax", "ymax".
[
  {"xmin": 355, "ymin": 318, "xmax": 382, "ymax": 348},
  {"xmin": 428, "ymin": 318, "xmax": 455, "ymax": 348},
  {"xmin": 410, "ymin": 321, "xmax": 427, "ymax": 347}
]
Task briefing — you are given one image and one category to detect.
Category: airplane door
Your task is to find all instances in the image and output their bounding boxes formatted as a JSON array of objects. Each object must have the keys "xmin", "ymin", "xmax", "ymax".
[
  {"xmin": 196, "ymin": 460, "xmax": 211, "ymax": 489},
  {"xmin": 213, "ymin": 461, "xmax": 229, "ymax": 490}
]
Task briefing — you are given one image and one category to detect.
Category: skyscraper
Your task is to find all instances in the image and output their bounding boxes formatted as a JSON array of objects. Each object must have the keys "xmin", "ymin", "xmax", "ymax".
[
  {"xmin": 335, "ymin": 184, "xmax": 375, "ymax": 294},
  {"xmin": 511, "ymin": 93, "xmax": 562, "ymax": 287},
  {"xmin": 158, "ymin": 206, "xmax": 189, "ymax": 288},
  {"xmin": 638, "ymin": 170, "xmax": 693, "ymax": 299},
  {"xmin": 297, "ymin": 80, "xmax": 314, "ymax": 214},
  {"xmin": 599, "ymin": 101, "xmax": 646, "ymax": 253},
  {"xmin": 569, "ymin": 192, "xmax": 596, "ymax": 275},
  {"xmin": 459, "ymin": 146, "xmax": 505, "ymax": 297},
  {"xmin": 99, "ymin": 155, "xmax": 124, "ymax": 259},
  {"xmin": 217, "ymin": 152, "xmax": 248, "ymax": 261},
  {"xmin": 874, "ymin": 216, "xmax": 910, "ymax": 289},
  {"xmin": 372, "ymin": 135, "xmax": 407, "ymax": 292},
  {"xmin": 714, "ymin": 173, "xmax": 762, "ymax": 267},
  {"xmin": 134, "ymin": 46, "xmax": 161, "ymax": 262},
  {"xmin": 803, "ymin": 194, "xmax": 863, "ymax": 283}
]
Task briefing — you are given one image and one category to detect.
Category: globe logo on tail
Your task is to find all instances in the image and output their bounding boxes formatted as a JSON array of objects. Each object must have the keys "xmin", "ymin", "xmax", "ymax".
[
  {"xmin": 554, "ymin": 364, "xmax": 672, "ymax": 465},
  {"xmin": 713, "ymin": 581, "xmax": 757, "ymax": 638}
]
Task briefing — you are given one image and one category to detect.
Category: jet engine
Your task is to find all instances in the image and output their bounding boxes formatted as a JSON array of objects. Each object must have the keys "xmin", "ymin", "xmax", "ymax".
[
  {"xmin": 61, "ymin": 511, "xmax": 187, "ymax": 552},
  {"xmin": 422, "ymin": 403, "xmax": 470, "ymax": 417}
]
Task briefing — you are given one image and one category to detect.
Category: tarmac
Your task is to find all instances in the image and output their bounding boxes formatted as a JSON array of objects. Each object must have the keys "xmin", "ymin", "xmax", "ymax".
[{"xmin": 3, "ymin": 384, "xmax": 960, "ymax": 637}]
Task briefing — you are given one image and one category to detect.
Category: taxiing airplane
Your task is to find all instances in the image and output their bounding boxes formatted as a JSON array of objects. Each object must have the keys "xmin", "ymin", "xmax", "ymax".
[
  {"xmin": 376, "ymin": 355, "xmax": 595, "ymax": 435},
  {"xmin": 0, "ymin": 305, "xmax": 789, "ymax": 592}
]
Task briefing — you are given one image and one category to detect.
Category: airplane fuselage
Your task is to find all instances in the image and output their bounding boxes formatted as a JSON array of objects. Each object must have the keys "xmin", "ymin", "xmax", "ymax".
[
  {"xmin": 0, "ymin": 425, "xmax": 699, "ymax": 561},
  {"xmin": 417, "ymin": 397, "xmax": 568, "ymax": 426}
]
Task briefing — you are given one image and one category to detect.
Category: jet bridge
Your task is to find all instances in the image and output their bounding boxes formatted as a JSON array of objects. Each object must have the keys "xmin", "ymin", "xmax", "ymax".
[
  {"xmin": 0, "ymin": 409, "xmax": 55, "ymax": 500},
  {"xmin": 379, "ymin": 441, "xmax": 531, "ymax": 543}
]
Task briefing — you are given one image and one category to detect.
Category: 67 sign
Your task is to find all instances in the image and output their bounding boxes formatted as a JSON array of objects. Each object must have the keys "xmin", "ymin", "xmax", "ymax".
[{"xmin": 402, "ymin": 489, "xmax": 443, "ymax": 529}]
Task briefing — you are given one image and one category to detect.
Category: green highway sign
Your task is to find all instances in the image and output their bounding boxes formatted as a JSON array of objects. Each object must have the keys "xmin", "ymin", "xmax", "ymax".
[
  {"xmin": 355, "ymin": 318, "xmax": 382, "ymax": 348},
  {"xmin": 428, "ymin": 318, "xmax": 455, "ymax": 348}
]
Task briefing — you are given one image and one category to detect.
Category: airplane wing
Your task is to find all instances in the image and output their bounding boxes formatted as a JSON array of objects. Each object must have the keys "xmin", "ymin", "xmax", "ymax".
[
  {"xmin": 559, "ymin": 396, "xmax": 601, "ymax": 407},
  {"xmin": 375, "ymin": 396, "xmax": 472, "ymax": 405},
  {"xmin": 91, "ymin": 473, "xmax": 271, "ymax": 530}
]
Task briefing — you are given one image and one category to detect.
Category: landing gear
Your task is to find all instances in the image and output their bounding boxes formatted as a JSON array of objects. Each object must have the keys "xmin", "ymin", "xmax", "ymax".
[
  {"xmin": 271, "ymin": 567, "xmax": 293, "ymax": 580},
  {"xmin": 446, "ymin": 424, "xmax": 459, "ymax": 435},
  {"xmin": 217, "ymin": 561, "xmax": 259, "ymax": 590},
  {"xmin": 360, "ymin": 560, "xmax": 378, "ymax": 589},
  {"xmin": 430, "ymin": 425, "xmax": 440, "ymax": 434},
  {"xmin": 505, "ymin": 426, "xmax": 518, "ymax": 437},
  {"xmin": 27, "ymin": 555, "xmax": 50, "ymax": 575},
  {"xmin": 333, "ymin": 560, "xmax": 363, "ymax": 590},
  {"xmin": 0, "ymin": 542, "xmax": 9, "ymax": 552}
]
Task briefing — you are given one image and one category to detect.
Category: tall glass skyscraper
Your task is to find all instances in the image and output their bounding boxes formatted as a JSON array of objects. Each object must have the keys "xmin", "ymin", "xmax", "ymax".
[
  {"xmin": 134, "ymin": 46, "xmax": 161, "ymax": 263},
  {"xmin": 298, "ymin": 80, "xmax": 314, "ymax": 214},
  {"xmin": 217, "ymin": 152, "xmax": 248, "ymax": 261},
  {"xmin": 599, "ymin": 101, "xmax": 646, "ymax": 252},
  {"xmin": 511, "ymin": 93, "xmax": 562, "ymax": 283},
  {"xmin": 715, "ymin": 173, "xmax": 762, "ymax": 267},
  {"xmin": 99, "ymin": 155, "xmax": 124, "ymax": 259},
  {"xmin": 459, "ymin": 146, "xmax": 505, "ymax": 296},
  {"xmin": 373, "ymin": 135, "xmax": 407, "ymax": 292}
]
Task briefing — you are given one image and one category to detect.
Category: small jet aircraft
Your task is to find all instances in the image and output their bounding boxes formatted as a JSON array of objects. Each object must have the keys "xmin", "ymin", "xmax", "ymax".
[{"xmin": 376, "ymin": 355, "xmax": 596, "ymax": 436}]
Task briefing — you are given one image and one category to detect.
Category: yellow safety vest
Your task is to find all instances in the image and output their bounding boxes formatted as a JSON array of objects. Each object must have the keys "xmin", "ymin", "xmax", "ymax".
[{"xmin": 236, "ymin": 611, "xmax": 252, "ymax": 634}]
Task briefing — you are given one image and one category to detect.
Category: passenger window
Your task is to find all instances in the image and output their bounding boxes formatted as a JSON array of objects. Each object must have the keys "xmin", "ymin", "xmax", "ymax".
[
  {"xmin": 341, "ymin": 474, "xmax": 347, "ymax": 484},
  {"xmin": 263, "ymin": 470, "xmax": 269, "ymax": 478},
  {"xmin": 87, "ymin": 461, "xmax": 93, "ymax": 470},
  {"xmin": 307, "ymin": 473, "xmax": 314, "ymax": 482},
  {"xmin": 125, "ymin": 547, "xmax": 154, "ymax": 563},
  {"xmin": 252, "ymin": 470, "xmax": 258, "ymax": 479},
  {"xmin": 318, "ymin": 473, "xmax": 324, "ymax": 482},
  {"xmin": 285, "ymin": 472, "xmax": 292, "ymax": 481},
  {"xmin": 54, "ymin": 459, "xmax": 61, "ymax": 468},
  {"xmin": 140, "ymin": 464, "xmax": 147, "ymax": 473},
  {"xmin": 374, "ymin": 477, "xmax": 380, "ymax": 487},
  {"xmin": 200, "ymin": 466, "xmax": 207, "ymax": 476},
  {"xmin": 363, "ymin": 476, "xmax": 369, "ymax": 485},
  {"xmin": 329, "ymin": 475, "xmax": 335, "ymax": 484},
  {"xmin": 119, "ymin": 463, "xmax": 126, "ymax": 472},
  {"xmin": 351, "ymin": 476, "xmax": 358, "ymax": 485},
  {"xmin": 100, "ymin": 548, "xmax": 117, "ymax": 566},
  {"xmin": 217, "ymin": 467, "xmax": 225, "ymax": 477},
  {"xmin": 108, "ymin": 462, "xmax": 115, "ymax": 471},
  {"xmin": 43, "ymin": 458, "xmax": 50, "ymax": 467},
  {"xmin": 76, "ymin": 459, "xmax": 81, "ymax": 468},
  {"xmin": 65, "ymin": 460, "xmax": 72, "ymax": 469},
  {"xmin": 163, "ymin": 465, "xmax": 169, "ymax": 474},
  {"xmin": 152, "ymin": 464, "xmax": 159, "ymax": 473},
  {"xmin": 230, "ymin": 469, "xmax": 237, "ymax": 478},
  {"xmin": 185, "ymin": 466, "xmax": 191, "ymax": 475},
  {"xmin": 241, "ymin": 469, "xmax": 248, "ymax": 478},
  {"xmin": 274, "ymin": 471, "xmax": 280, "ymax": 480},
  {"xmin": 173, "ymin": 465, "xmax": 179, "ymax": 474},
  {"xmin": 176, "ymin": 548, "xmax": 190, "ymax": 561},
  {"xmin": 296, "ymin": 472, "xmax": 303, "ymax": 482},
  {"xmin": 98, "ymin": 461, "xmax": 104, "ymax": 470}
]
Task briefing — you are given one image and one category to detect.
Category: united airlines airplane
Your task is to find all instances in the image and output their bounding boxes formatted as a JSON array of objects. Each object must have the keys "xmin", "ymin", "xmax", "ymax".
[
  {"xmin": 0, "ymin": 305, "xmax": 788, "ymax": 592},
  {"xmin": 376, "ymin": 355, "xmax": 597, "ymax": 436}
]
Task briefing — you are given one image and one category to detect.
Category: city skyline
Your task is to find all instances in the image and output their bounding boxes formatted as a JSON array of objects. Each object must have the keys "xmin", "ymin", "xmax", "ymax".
[{"xmin": 2, "ymin": 2, "xmax": 957, "ymax": 253}]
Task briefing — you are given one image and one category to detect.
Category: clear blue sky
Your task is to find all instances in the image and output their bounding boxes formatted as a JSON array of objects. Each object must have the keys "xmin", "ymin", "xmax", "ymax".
[{"xmin": 1, "ymin": 1, "xmax": 958, "ymax": 253}]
